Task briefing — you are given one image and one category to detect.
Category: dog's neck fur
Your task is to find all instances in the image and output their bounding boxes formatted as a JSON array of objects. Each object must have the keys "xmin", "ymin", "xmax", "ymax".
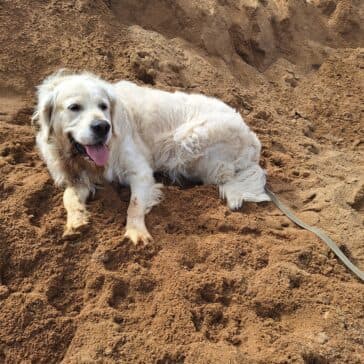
[{"xmin": 52, "ymin": 135, "xmax": 105, "ymax": 189}]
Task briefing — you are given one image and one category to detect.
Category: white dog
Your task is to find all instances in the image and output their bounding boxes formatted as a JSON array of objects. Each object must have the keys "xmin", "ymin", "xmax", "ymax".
[{"xmin": 32, "ymin": 70, "xmax": 269, "ymax": 244}]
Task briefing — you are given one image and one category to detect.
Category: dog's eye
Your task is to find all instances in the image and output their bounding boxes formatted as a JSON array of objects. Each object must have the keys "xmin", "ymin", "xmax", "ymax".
[
  {"xmin": 68, "ymin": 103, "xmax": 82, "ymax": 112},
  {"xmin": 99, "ymin": 102, "xmax": 108, "ymax": 111}
]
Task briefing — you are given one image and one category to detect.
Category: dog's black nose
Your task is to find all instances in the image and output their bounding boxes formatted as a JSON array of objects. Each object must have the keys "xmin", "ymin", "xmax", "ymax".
[{"xmin": 91, "ymin": 120, "xmax": 110, "ymax": 138}]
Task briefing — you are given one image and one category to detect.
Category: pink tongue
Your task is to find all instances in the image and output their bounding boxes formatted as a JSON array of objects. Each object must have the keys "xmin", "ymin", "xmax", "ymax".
[{"xmin": 85, "ymin": 144, "xmax": 109, "ymax": 166}]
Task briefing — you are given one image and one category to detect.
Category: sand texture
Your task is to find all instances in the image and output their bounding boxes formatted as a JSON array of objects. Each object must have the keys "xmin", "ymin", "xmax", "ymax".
[{"xmin": 0, "ymin": 1, "xmax": 363, "ymax": 363}]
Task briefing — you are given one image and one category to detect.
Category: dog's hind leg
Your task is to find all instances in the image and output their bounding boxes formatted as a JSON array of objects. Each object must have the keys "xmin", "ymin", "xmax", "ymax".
[
  {"xmin": 192, "ymin": 144, "xmax": 270, "ymax": 210},
  {"xmin": 63, "ymin": 184, "xmax": 90, "ymax": 237},
  {"xmin": 173, "ymin": 112, "xmax": 270, "ymax": 209}
]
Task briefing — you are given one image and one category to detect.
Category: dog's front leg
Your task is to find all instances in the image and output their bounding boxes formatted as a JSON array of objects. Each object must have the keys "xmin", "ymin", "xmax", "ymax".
[
  {"xmin": 63, "ymin": 184, "xmax": 90, "ymax": 237},
  {"xmin": 124, "ymin": 172, "xmax": 161, "ymax": 245}
]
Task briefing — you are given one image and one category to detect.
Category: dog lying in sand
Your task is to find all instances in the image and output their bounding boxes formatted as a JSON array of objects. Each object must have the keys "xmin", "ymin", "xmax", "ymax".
[{"xmin": 32, "ymin": 70, "xmax": 269, "ymax": 244}]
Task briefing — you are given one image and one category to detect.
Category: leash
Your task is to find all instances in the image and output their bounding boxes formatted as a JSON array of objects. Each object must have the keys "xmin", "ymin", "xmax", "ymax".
[{"xmin": 265, "ymin": 186, "xmax": 364, "ymax": 282}]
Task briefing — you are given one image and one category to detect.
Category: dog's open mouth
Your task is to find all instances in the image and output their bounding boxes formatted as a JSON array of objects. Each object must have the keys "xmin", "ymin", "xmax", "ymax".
[{"xmin": 69, "ymin": 135, "xmax": 109, "ymax": 167}]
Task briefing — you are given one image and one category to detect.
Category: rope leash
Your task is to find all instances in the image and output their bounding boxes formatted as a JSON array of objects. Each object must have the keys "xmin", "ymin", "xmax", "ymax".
[{"xmin": 265, "ymin": 187, "xmax": 364, "ymax": 282}]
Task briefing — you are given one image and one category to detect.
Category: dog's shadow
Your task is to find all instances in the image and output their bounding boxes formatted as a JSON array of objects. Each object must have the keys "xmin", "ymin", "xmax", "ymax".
[
  {"xmin": 154, "ymin": 172, "xmax": 203, "ymax": 189},
  {"xmin": 109, "ymin": 173, "xmax": 202, "ymax": 204}
]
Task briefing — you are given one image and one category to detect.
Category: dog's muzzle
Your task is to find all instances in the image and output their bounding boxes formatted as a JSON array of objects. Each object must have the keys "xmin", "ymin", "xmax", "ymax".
[{"xmin": 68, "ymin": 133, "xmax": 110, "ymax": 167}]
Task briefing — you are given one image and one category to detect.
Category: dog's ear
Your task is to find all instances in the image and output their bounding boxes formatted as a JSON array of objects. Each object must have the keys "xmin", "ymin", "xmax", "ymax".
[
  {"xmin": 104, "ymin": 84, "xmax": 118, "ymax": 131},
  {"xmin": 32, "ymin": 69, "xmax": 70, "ymax": 139},
  {"xmin": 32, "ymin": 91, "xmax": 55, "ymax": 140},
  {"xmin": 105, "ymin": 84, "xmax": 132, "ymax": 136},
  {"xmin": 105, "ymin": 84, "xmax": 117, "ymax": 115}
]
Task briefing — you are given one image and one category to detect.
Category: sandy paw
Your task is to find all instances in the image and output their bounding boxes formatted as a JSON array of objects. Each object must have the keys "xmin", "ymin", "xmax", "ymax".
[
  {"xmin": 63, "ymin": 212, "xmax": 90, "ymax": 239},
  {"xmin": 123, "ymin": 226, "xmax": 153, "ymax": 246}
]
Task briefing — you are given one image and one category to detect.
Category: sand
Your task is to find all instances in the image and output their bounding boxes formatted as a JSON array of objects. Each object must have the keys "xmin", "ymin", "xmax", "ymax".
[{"xmin": 0, "ymin": 0, "xmax": 363, "ymax": 363}]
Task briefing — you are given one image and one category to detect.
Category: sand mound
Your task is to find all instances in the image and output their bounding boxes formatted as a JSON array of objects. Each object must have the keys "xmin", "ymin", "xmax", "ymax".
[{"xmin": 0, "ymin": 1, "xmax": 363, "ymax": 362}]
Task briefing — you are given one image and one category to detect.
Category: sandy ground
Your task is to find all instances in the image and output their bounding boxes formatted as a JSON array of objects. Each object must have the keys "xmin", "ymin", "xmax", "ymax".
[{"xmin": 0, "ymin": 1, "xmax": 363, "ymax": 363}]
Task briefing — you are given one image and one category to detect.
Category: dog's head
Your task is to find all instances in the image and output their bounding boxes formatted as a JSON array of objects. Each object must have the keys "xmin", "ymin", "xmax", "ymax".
[{"xmin": 33, "ymin": 70, "xmax": 116, "ymax": 167}]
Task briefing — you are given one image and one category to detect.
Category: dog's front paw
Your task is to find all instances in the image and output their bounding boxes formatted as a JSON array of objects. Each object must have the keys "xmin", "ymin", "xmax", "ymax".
[
  {"xmin": 124, "ymin": 226, "xmax": 153, "ymax": 246},
  {"xmin": 63, "ymin": 211, "xmax": 90, "ymax": 239}
]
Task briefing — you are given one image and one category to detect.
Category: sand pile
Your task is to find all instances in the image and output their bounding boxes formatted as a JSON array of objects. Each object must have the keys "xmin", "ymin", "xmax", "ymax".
[{"xmin": 0, "ymin": 0, "xmax": 363, "ymax": 362}]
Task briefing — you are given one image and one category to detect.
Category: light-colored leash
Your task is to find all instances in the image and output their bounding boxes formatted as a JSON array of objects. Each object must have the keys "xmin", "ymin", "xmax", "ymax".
[{"xmin": 265, "ymin": 186, "xmax": 364, "ymax": 282}]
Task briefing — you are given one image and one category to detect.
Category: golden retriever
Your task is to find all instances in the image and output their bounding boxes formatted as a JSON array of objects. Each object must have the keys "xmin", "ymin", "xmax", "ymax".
[{"xmin": 32, "ymin": 70, "xmax": 269, "ymax": 244}]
